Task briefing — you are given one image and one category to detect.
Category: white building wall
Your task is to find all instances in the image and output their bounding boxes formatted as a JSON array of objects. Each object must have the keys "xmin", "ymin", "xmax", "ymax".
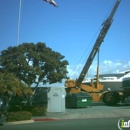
[{"xmin": 47, "ymin": 87, "xmax": 66, "ymax": 112}]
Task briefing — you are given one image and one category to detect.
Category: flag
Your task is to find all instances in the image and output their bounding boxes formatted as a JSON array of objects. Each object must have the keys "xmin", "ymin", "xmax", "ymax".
[{"xmin": 44, "ymin": 0, "xmax": 58, "ymax": 7}]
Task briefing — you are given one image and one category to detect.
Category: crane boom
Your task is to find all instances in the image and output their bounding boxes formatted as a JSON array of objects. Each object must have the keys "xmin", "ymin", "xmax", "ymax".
[{"xmin": 76, "ymin": 0, "xmax": 121, "ymax": 86}]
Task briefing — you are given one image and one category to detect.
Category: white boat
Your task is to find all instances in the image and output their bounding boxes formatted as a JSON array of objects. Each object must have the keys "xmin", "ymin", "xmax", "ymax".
[
  {"xmin": 122, "ymin": 77, "xmax": 130, "ymax": 91},
  {"xmin": 83, "ymin": 70, "xmax": 130, "ymax": 91}
]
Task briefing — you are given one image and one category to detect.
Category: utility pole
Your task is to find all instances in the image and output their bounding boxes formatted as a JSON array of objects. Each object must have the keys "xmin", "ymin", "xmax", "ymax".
[{"xmin": 16, "ymin": 0, "xmax": 22, "ymax": 46}]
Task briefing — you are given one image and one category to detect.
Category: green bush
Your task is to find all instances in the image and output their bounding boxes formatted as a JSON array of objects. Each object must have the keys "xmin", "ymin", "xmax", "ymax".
[
  {"xmin": 6, "ymin": 111, "xmax": 32, "ymax": 122},
  {"xmin": 8, "ymin": 105, "xmax": 34, "ymax": 112},
  {"xmin": 8, "ymin": 105, "xmax": 23, "ymax": 112},
  {"xmin": 31, "ymin": 107, "xmax": 46, "ymax": 116},
  {"xmin": 7, "ymin": 105, "xmax": 47, "ymax": 117}
]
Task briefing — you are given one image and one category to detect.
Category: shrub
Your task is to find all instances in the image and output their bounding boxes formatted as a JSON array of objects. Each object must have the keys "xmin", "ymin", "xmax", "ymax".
[
  {"xmin": 31, "ymin": 107, "xmax": 46, "ymax": 116},
  {"xmin": 7, "ymin": 105, "xmax": 47, "ymax": 117},
  {"xmin": 7, "ymin": 105, "xmax": 23, "ymax": 112},
  {"xmin": 6, "ymin": 111, "xmax": 32, "ymax": 122}
]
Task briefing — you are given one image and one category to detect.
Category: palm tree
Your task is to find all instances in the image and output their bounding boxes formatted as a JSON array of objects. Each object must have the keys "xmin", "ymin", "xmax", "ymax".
[{"xmin": 0, "ymin": 72, "xmax": 32, "ymax": 96}]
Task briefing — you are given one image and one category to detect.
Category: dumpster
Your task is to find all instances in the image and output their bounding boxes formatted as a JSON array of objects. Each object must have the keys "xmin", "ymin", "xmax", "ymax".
[
  {"xmin": 80, "ymin": 92, "xmax": 92, "ymax": 107},
  {"xmin": 65, "ymin": 92, "xmax": 92, "ymax": 108},
  {"xmin": 32, "ymin": 87, "xmax": 49, "ymax": 108},
  {"xmin": 65, "ymin": 93, "xmax": 72, "ymax": 108}
]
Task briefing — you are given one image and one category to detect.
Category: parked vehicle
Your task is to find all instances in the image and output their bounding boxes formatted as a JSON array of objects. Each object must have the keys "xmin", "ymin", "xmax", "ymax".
[{"xmin": 0, "ymin": 95, "xmax": 8, "ymax": 126}]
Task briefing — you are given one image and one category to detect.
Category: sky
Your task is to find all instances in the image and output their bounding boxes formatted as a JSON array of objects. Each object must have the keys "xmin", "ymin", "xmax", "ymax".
[{"xmin": 0, "ymin": 0, "xmax": 130, "ymax": 86}]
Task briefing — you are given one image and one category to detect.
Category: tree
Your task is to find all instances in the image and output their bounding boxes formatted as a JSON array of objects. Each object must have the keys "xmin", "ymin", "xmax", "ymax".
[
  {"xmin": 0, "ymin": 72, "xmax": 32, "ymax": 95},
  {"xmin": 0, "ymin": 42, "xmax": 69, "ymax": 87}
]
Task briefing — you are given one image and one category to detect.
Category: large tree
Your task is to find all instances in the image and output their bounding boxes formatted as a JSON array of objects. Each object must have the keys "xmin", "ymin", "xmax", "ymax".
[{"xmin": 0, "ymin": 42, "xmax": 68, "ymax": 87}]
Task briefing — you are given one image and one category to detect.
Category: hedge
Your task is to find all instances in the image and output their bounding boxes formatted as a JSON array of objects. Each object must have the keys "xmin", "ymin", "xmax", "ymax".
[
  {"xmin": 31, "ymin": 107, "xmax": 47, "ymax": 116},
  {"xmin": 5, "ymin": 106, "xmax": 47, "ymax": 122},
  {"xmin": 6, "ymin": 111, "xmax": 32, "ymax": 122}
]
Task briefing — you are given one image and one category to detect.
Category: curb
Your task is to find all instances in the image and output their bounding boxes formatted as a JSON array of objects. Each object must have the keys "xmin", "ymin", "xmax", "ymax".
[
  {"xmin": 34, "ymin": 118, "xmax": 58, "ymax": 122},
  {"xmin": 4, "ymin": 119, "xmax": 34, "ymax": 125},
  {"xmin": 3, "ymin": 118, "xmax": 60, "ymax": 125}
]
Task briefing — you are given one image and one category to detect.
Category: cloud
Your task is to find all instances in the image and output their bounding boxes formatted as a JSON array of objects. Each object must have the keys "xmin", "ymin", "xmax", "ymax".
[
  {"xmin": 67, "ymin": 64, "xmax": 83, "ymax": 79},
  {"xmin": 67, "ymin": 60, "xmax": 130, "ymax": 79},
  {"xmin": 101, "ymin": 60, "xmax": 130, "ymax": 74}
]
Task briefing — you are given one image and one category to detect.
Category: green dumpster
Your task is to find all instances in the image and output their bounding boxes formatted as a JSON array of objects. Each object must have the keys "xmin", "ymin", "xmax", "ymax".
[
  {"xmin": 80, "ymin": 92, "xmax": 92, "ymax": 107},
  {"xmin": 65, "ymin": 93, "xmax": 72, "ymax": 108},
  {"xmin": 65, "ymin": 92, "xmax": 92, "ymax": 108}
]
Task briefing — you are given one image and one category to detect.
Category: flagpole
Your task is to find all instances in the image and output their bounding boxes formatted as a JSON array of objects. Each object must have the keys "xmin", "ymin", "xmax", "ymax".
[{"xmin": 17, "ymin": 0, "xmax": 22, "ymax": 46}]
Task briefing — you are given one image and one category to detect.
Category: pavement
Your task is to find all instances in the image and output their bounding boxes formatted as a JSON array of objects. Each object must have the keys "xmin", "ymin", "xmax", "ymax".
[{"xmin": 4, "ymin": 102, "xmax": 130, "ymax": 125}]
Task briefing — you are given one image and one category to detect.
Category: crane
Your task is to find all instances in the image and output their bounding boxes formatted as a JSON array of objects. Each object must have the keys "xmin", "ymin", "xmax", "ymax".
[{"xmin": 65, "ymin": 0, "xmax": 121, "ymax": 102}]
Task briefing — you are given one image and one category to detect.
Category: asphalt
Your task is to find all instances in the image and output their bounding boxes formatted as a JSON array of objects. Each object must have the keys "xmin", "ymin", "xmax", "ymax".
[{"xmin": 4, "ymin": 102, "xmax": 130, "ymax": 125}]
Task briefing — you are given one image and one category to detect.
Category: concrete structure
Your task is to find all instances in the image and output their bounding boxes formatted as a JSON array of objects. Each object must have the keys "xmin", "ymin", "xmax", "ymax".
[{"xmin": 47, "ymin": 87, "xmax": 66, "ymax": 112}]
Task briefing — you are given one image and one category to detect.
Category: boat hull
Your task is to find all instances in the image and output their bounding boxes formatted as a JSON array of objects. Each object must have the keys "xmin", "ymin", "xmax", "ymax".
[
  {"xmin": 100, "ymin": 81, "xmax": 123, "ymax": 91},
  {"xmin": 122, "ymin": 77, "xmax": 130, "ymax": 91},
  {"xmin": 82, "ymin": 80, "xmax": 123, "ymax": 91}
]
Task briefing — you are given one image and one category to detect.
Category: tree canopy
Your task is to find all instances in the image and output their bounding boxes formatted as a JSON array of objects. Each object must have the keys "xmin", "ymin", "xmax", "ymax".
[
  {"xmin": 0, "ymin": 42, "xmax": 69, "ymax": 87},
  {"xmin": 0, "ymin": 72, "xmax": 32, "ymax": 95}
]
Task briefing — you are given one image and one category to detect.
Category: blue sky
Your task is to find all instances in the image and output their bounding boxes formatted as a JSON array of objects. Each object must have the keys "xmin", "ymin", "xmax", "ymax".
[{"xmin": 0, "ymin": 0, "xmax": 130, "ymax": 84}]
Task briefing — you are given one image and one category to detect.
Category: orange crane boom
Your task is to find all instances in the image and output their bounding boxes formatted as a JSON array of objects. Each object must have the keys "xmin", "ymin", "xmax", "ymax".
[{"xmin": 65, "ymin": 0, "xmax": 121, "ymax": 102}]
